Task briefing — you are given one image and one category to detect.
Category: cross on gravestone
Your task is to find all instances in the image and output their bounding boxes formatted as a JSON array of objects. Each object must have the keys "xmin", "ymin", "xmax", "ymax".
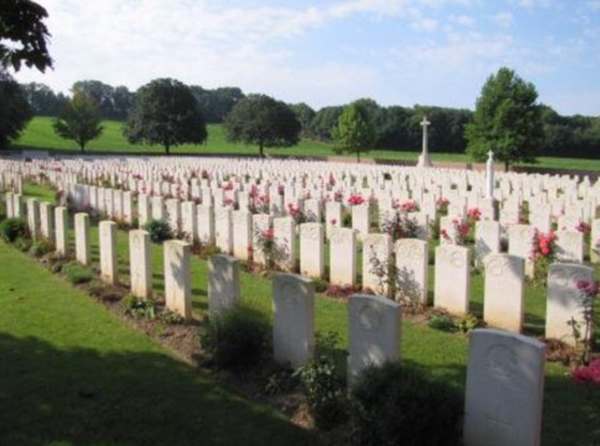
[{"xmin": 417, "ymin": 116, "xmax": 433, "ymax": 168}]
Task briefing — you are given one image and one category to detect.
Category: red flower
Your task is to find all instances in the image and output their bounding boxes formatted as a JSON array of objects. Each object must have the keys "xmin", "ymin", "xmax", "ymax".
[
  {"xmin": 348, "ymin": 194, "xmax": 365, "ymax": 206},
  {"xmin": 572, "ymin": 359, "xmax": 600, "ymax": 385}
]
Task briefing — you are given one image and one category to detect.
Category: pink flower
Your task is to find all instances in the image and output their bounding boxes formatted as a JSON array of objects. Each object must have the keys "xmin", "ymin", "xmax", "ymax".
[
  {"xmin": 347, "ymin": 194, "xmax": 365, "ymax": 206},
  {"xmin": 572, "ymin": 359, "xmax": 600, "ymax": 385}
]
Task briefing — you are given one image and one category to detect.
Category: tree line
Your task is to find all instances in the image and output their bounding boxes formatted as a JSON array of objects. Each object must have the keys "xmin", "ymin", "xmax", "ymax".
[{"xmin": 14, "ymin": 78, "xmax": 600, "ymax": 159}]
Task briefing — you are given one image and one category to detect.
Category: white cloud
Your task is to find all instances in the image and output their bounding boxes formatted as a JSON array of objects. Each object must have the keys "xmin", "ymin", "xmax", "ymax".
[
  {"xmin": 492, "ymin": 12, "xmax": 514, "ymax": 28},
  {"xmin": 450, "ymin": 14, "xmax": 475, "ymax": 26},
  {"xmin": 9, "ymin": 0, "xmax": 600, "ymax": 114}
]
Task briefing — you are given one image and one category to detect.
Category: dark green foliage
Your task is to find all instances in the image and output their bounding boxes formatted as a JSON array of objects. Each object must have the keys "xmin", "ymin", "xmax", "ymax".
[
  {"xmin": 309, "ymin": 106, "xmax": 344, "ymax": 140},
  {"xmin": 0, "ymin": 217, "xmax": 28, "ymax": 242},
  {"xmin": 350, "ymin": 362, "xmax": 463, "ymax": 446},
  {"xmin": 28, "ymin": 238, "xmax": 53, "ymax": 257},
  {"xmin": 427, "ymin": 314, "xmax": 458, "ymax": 332},
  {"xmin": 224, "ymin": 94, "xmax": 301, "ymax": 157},
  {"xmin": 202, "ymin": 305, "xmax": 270, "ymax": 371},
  {"xmin": 19, "ymin": 82, "xmax": 68, "ymax": 116},
  {"xmin": 190, "ymin": 86, "xmax": 244, "ymax": 123},
  {"xmin": 72, "ymin": 80, "xmax": 134, "ymax": 120},
  {"xmin": 333, "ymin": 101, "xmax": 376, "ymax": 162},
  {"xmin": 290, "ymin": 102, "xmax": 316, "ymax": 137},
  {"xmin": 0, "ymin": 0, "xmax": 52, "ymax": 72},
  {"xmin": 125, "ymin": 78, "xmax": 207, "ymax": 154},
  {"xmin": 295, "ymin": 332, "xmax": 347, "ymax": 430},
  {"xmin": 13, "ymin": 236, "xmax": 31, "ymax": 252},
  {"xmin": 62, "ymin": 262, "xmax": 93, "ymax": 285},
  {"xmin": 466, "ymin": 67, "xmax": 544, "ymax": 169},
  {"xmin": 0, "ymin": 70, "xmax": 33, "ymax": 148},
  {"xmin": 122, "ymin": 294, "xmax": 156, "ymax": 320},
  {"xmin": 0, "ymin": 199, "xmax": 6, "ymax": 221},
  {"xmin": 53, "ymin": 91, "xmax": 103, "ymax": 152},
  {"xmin": 143, "ymin": 219, "xmax": 172, "ymax": 243}
]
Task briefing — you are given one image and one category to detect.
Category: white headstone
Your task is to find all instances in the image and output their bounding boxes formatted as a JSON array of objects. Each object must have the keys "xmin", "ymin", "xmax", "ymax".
[{"xmin": 464, "ymin": 329, "xmax": 545, "ymax": 446}]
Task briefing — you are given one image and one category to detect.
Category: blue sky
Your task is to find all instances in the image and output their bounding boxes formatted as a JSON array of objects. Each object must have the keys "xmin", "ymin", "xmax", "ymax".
[{"xmin": 13, "ymin": 0, "xmax": 600, "ymax": 115}]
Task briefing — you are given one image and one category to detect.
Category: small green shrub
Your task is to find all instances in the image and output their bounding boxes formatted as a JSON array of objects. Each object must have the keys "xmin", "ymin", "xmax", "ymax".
[
  {"xmin": 312, "ymin": 278, "xmax": 328, "ymax": 293},
  {"xmin": 263, "ymin": 367, "xmax": 299, "ymax": 396},
  {"xmin": 14, "ymin": 237, "xmax": 32, "ymax": 252},
  {"xmin": 201, "ymin": 305, "xmax": 270, "ymax": 371},
  {"xmin": 427, "ymin": 314, "xmax": 457, "ymax": 332},
  {"xmin": 144, "ymin": 219, "xmax": 172, "ymax": 243},
  {"xmin": 295, "ymin": 331, "xmax": 347, "ymax": 430},
  {"xmin": 0, "ymin": 217, "xmax": 29, "ymax": 242},
  {"xmin": 29, "ymin": 238, "xmax": 54, "ymax": 257},
  {"xmin": 0, "ymin": 200, "xmax": 6, "ymax": 221},
  {"xmin": 63, "ymin": 262, "xmax": 94, "ymax": 284},
  {"xmin": 122, "ymin": 294, "xmax": 156, "ymax": 320},
  {"xmin": 350, "ymin": 362, "xmax": 463, "ymax": 446},
  {"xmin": 159, "ymin": 309, "xmax": 185, "ymax": 325},
  {"xmin": 456, "ymin": 313, "xmax": 482, "ymax": 334}
]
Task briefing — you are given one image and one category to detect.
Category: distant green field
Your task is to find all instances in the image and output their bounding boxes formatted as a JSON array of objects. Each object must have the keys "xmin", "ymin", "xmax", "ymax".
[{"xmin": 11, "ymin": 116, "xmax": 600, "ymax": 172}]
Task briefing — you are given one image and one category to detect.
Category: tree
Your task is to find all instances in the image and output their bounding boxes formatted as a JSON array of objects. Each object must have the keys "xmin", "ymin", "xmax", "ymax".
[
  {"xmin": 224, "ymin": 94, "xmax": 301, "ymax": 157},
  {"xmin": 53, "ymin": 91, "xmax": 103, "ymax": 152},
  {"xmin": 332, "ymin": 102, "xmax": 375, "ymax": 162},
  {"xmin": 290, "ymin": 103, "xmax": 316, "ymax": 138},
  {"xmin": 20, "ymin": 82, "xmax": 67, "ymax": 116},
  {"xmin": 125, "ymin": 78, "xmax": 207, "ymax": 154},
  {"xmin": 0, "ymin": 70, "xmax": 32, "ymax": 148},
  {"xmin": 465, "ymin": 67, "xmax": 543, "ymax": 170},
  {"xmin": 0, "ymin": 0, "xmax": 52, "ymax": 72},
  {"xmin": 309, "ymin": 106, "xmax": 344, "ymax": 140}
]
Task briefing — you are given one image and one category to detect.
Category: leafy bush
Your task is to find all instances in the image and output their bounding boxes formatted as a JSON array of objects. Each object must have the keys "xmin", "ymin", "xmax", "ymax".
[
  {"xmin": 122, "ymin": 294, "xmax": 156, "ymax": 320},
  {"xmin": 0, "ymin": 199, "xmax": 6, "ymax": 221},
  {"xmin": 295, "ymin": 331, "xmax": 347, "ymax": 430},
  {"xmin": 456, "ymin": 314, "xmax": 482, "ymax": 334},
  {"xmin": 29, "ymin": 238, "xmax": 54, "ymax": 257},
  {"xmin": 263, "ymin": 366, "xmax": 299, "ymax": 396},
  {"xmin": 0, "ymin": 217, "xmax": 29, "ymax": 242},
  {"xmin": 350, "ymin": 362, "xmax": 463, "ymax": 446},
  {"xmin": 312, "ymin": 278, "xmax": 329, "ymax": 293},
  {"xmin": 62, "ymin": 262, "xmax": 94, "ymax": 284},
  {"xmin": 13, "ymin": 237, "xmax": 32, "ymax": 252},
  {"xmin": 201, "ymin": 305, "xmax": 270, "ymax": 371},
  {"xmin": 427, "ymin": 314, "xmax": 457, "ymax": 332},
  {"xmin": 159, "ymin": 309, "xmax": 185, "ymax": 325},
  {"xmin": 143, "ymin": 219, "xmax": 172, "ymax": 243}
]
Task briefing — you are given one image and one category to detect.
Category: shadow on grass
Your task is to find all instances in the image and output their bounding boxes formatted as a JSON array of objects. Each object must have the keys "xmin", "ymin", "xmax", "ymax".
[{"xmin": 0, "ymin": 333, "xmax": 312, "ymax": 446}]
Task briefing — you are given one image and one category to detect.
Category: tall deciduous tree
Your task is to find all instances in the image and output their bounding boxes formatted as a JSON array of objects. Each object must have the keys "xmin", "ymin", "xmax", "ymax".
[
  {"xmin": 224, "ymin": 94, "xmax": 301, "ymax": 157},
  {"xmin": 124, "ymin": 78, "xmax": 207, "ymax": 155},
  {"xmin": 0, "ymin": 0, "xmax": 52, "ymax": 72},
  {"xmin": 332, "ymin": 102, "xmax": 375, "ymax": 162},
  {"xmin": 53, "ymin": 91, "xmax": 103, "ymax": 152},
  {"xmin": 465, "ymin": 67, "xmax": 543, "ymax": 170},
  {"xmin": 0, "ymin": 70, "xmax": 32, "ymax": 148}
]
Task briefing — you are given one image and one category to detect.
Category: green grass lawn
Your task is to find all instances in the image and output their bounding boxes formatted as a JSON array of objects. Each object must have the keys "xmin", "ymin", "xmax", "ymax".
[
  {"xmin": 0, "ymin": 240, "xmax": 314, "ymax": 446},
  {"xmin": 7, "ymin": 183, "xmax": 599, "ymax": 446},
  {"xmin": 13, "ymin": 117, "xmax": 600, "ymax": 172}
]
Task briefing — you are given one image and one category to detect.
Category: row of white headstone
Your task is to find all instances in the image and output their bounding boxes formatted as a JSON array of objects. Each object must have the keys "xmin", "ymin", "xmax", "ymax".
[
  {"xmin": 4, "ymin": 184, "xmax": 595, "ymax": 347},
  {"xmin": 9, "ymin": 196, "xmax": 545, "ymax": 446}
]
